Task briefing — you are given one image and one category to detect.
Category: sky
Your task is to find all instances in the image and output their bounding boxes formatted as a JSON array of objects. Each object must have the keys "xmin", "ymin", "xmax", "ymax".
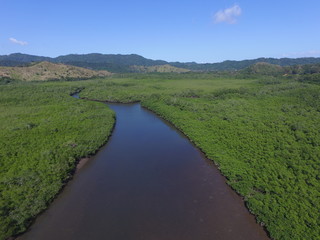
[{"xmin": 1, "ymin": 0, "xmax": 320, "ymax": 63}]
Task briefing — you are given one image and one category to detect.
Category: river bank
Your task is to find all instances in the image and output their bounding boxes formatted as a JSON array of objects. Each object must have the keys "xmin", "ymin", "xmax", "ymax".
[{"xmin": 18, "ymin": 97, "xmax": 269, "ymax": 240}]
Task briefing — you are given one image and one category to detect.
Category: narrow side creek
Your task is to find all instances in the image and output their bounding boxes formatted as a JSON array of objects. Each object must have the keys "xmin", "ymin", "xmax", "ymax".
[{"xmin": 18, "ymin": 97, "xmax": 269, "ymax": 240}]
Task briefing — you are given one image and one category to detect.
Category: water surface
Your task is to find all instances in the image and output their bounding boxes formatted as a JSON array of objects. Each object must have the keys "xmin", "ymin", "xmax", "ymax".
[{"xmin": 19, "ymin": 103, "xmax": 269, "ymax": 240}]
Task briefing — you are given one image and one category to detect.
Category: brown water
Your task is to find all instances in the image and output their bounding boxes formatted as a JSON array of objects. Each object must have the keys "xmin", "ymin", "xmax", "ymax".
[{"xmin": 19, "ymin": 103, "xmax": 269, "ymax": 240}]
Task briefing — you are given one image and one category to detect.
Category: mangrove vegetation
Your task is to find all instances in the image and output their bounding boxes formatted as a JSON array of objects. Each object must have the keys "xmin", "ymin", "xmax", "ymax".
[{"xmin": 0, "ymin": 67, "xmax": 319, "ymax": 239}]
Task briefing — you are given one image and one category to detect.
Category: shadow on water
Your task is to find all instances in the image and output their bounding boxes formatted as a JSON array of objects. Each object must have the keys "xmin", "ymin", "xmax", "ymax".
[{"xmin": 18, "ymin": 100, "xmax": 269, "ymax": 240}]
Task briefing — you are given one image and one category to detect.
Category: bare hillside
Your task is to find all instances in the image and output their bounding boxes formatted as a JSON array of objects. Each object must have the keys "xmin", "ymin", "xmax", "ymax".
[{"xmin": 0, "ymin": 61, "xmax": 112, "ymax": 81}]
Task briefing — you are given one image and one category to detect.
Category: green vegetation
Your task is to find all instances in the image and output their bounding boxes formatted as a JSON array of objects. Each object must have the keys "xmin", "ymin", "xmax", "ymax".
[
  {"xmin": 0, "ymin": 82, "xmax": 115, "ymax": 239},
  {"xmin": 80, "ymin": 73, "xmax": 320, "ymax": 240},
  {"xmin": 241, "ymin": 62, "xmax": 286, "ymax": 76},
  {"xmin": 0, "ymin": 67, "xmax": 319, "ymax": 239},
  {"xmin": 1, "ymin": 53, "xmax": 320, "ymax": 72},
  {"xmin": 241, "ymin": 62, "xmax": 320, "ymax": 76},
  {"xmin": 171, "ymin": 57, "xmax": 320, "ymax": 71},
  {"xmin": 129, "ymin": 64, "xmax": 190, "ymax": 73}
]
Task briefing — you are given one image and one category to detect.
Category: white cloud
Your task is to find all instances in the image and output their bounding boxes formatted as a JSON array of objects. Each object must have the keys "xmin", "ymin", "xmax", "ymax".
[
  {"xmin": 9, "ymin": 37, "xmax": 28, "ymax": 46},
  {"xmin": 282, "ymin": 50, "xmax": 320, "ymax": 58},
  {"xmin": 214, "ymin": 4, "xmax": 242, "ymax": 24}
]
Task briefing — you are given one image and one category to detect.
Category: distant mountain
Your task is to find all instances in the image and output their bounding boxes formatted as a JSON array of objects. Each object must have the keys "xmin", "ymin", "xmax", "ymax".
[
  {"xmin": 0, "ymin": 53, "xmax": 51, "ymax": 65},
  {"xmin": 171, "ymin": 57, "xmax": 320, "ymax": 71},
  {"xmin": 0, "ymin": 61, "xmax": 111, "ymax": 82},
  {"xmin": 55, "ymin": 53, "xmax": 167, "ymax": 66},
  {"xmin": 0, "ymin": 53, "xmax": 168, "ymax": 73},
  {"xmin": 1, "ymin": 53, "xmax": 320, "ymax": 73}
]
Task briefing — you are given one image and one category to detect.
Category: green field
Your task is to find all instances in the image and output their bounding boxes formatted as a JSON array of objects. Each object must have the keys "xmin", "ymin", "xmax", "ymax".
[{"xmin": 0, "ymin": 73, "xmax": 319, "ymax": 239}]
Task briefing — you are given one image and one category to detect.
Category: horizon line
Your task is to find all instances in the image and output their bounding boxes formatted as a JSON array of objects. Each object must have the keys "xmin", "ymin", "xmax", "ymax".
[{"xmin": 1, "ymin": 52, "xmax": 320, "ymax": 65}]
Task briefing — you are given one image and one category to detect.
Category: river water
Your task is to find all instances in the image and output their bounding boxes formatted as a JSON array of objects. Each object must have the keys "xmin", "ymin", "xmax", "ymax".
[{"xmin": 19, "ymin": 102, "xmax": 269, "ymax": 240}]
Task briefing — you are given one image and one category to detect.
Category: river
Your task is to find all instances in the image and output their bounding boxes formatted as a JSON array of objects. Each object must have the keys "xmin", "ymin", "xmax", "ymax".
[{"xmin": 19, "ymin": 101, "xmax": 269, "ymax": 240}]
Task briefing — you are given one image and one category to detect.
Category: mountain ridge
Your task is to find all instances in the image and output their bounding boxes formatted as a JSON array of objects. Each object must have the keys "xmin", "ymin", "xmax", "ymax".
[{"xmin": 1, "ymin": 53, "xmax": 320, "ymax": 73}]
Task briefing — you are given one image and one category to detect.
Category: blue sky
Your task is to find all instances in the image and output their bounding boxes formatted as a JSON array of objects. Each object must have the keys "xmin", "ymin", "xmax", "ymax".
[{"xmin": 1, "ymin": 0, "xmax": 320, "ymax": 63}]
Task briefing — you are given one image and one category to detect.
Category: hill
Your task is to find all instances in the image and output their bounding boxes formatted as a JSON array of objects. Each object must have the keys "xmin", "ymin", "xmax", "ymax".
[
  {"xmin": 0, "ymin": 53, "xmax": 52, "ymax": 64},
  {"xmin": 1, "ymin": 53, "xmax": 320, "ymax": 73},
  {"xmin": 240, "ymin": 62, "xmax": 286, "ymax": 76},
  {"xmin": 129, "ymin": 64, "xmax": 190, "ymax": 73},
  {"xmin": 0, "ymin": 53, "xmax": 168, "ymax": 73},
  {"xmin": 240, "ymin": 62, "xmax": 320, "ymax": 76},
  {"xmin": 0, "ymin": 61, "xmax": 111, "ymax": 82},
  {"xmin": 171, "ymin": 57, "xmax": 320, "ymax": 71}
]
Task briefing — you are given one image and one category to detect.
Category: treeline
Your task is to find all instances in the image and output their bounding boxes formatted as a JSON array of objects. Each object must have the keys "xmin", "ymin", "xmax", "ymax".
[
  {"xmin": 172, "ymin": 57, "xmax": 320, "ymax": 71},
  {"xmin": 239, "ymin": 62, "xmax": 320, "ymax": 84},
  {"xmin": 241, "ymin": 62, "xmax": 320, "ymax": 75}
]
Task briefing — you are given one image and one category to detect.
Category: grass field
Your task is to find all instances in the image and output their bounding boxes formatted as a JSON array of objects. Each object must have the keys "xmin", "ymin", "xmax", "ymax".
[{"xmin": 0, "ymin": 73, "xmax": 319, "ymax": 239}]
